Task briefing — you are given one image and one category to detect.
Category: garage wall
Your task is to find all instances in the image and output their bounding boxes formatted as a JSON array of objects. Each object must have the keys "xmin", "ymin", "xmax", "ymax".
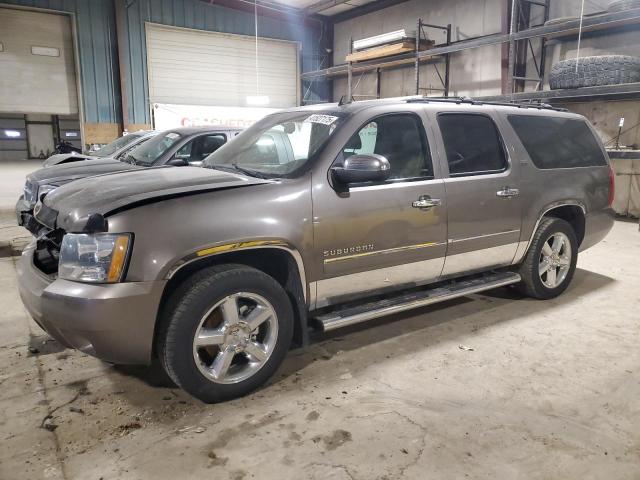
[
  {"xmin": 119, "ymin": 0, "xmax": 327, "ymax": 127},
  {"xmin": 332, "ymin": 0, "xmax": 640, "ymax": 102},
  {"xmin": 2, "ymin": 0, "xmax": 329, "ymax": 145},
  {"xmin": 145, "ymin": 23, "xmax": 299, "ymax": 108},
  {"xmin": 0, "ymin": 8, "xmax": 78, "ymax": 114},
  {"xmin": 333, "ymin": 0, "xmax": 503, "ymax": 100},
  {"xmin": 1, "ymin": 0, "xmax": 121, "ymax": 126}
]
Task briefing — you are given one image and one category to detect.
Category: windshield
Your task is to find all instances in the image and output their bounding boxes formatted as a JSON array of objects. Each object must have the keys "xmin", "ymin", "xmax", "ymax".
[
  {"xmin": 93, "ymin": 133, "xmax": 144, "ymax": 158},
  {"xmin": 203, "ymin": 111, "xmax": 345, "ymax": 177},
  {"xmin": 126, "ymin": 131, "xmax": 183, "ymax": 166}
]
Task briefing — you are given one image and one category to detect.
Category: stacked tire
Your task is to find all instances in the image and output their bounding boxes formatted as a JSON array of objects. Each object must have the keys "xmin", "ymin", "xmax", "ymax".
[{"xmin": 549, "ymin": 55, "xmax": 640, "ymax": 89}]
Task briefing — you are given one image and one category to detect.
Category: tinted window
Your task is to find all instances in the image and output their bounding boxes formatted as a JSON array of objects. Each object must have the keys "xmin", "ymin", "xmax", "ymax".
[
  {"xmin": 508, "ymin": 115, "xmax": 606, "ymax": 169},
  {"xmin": 438, "ymin": 114, "xmax": 507, "ymax": 176},
  {"xmin": 340, "ymin": 114, "xmax": 432, "ymax": 180}
]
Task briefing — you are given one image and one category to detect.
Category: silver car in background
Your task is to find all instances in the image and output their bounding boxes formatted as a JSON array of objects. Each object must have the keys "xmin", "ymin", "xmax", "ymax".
[{"xmin": 42, "ymin": 130, "xmax": 157, "ymax": 167}]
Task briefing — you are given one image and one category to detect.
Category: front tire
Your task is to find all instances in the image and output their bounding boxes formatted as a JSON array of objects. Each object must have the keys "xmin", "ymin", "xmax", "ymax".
[
  {"xmin": 157, "ymin": 264, "xmax": 294, "ymax": 403},
  {"xmin": 516, "ymin": 217, "xmax": 578, "ymax": 299}
]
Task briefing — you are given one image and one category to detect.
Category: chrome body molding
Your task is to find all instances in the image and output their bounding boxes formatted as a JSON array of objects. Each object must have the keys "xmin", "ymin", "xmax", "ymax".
[
  {"xmin": 323, "ymin": 241, "xmax": 446, "ymax": 265},
  {"xmin": 447, "ymin": 229, "xmax": 521, "ymax": 244},
  {"xmin": 441, "ymin": 242, "xmax": 519, "ymax": 277},
  {"xmin": 512, "ymin": 201, "xmax": 587, "ymax": 265},
  {"xmin": 312, "ymin": 256, "xmax": 445, "ymax": 309},
  {"xmin": 165, "ymin": 242, "xmax": 308, "ymax": 303}
]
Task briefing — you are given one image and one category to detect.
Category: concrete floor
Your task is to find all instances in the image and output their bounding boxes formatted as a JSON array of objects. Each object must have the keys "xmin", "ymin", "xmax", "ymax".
[{"xmin": 0, "ymin": 211, "xmax": 638, "ymax": 480}]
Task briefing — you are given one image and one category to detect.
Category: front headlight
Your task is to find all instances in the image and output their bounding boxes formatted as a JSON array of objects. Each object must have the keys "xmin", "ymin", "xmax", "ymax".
[{"xmin": 59, "ymin": 233, "xmax": 132, "ymax": 283}]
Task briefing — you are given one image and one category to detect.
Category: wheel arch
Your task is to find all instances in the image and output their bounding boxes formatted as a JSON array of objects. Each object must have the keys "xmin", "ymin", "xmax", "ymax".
[
  {"xmin": 515, "ymin": 201, "xmax": 586, "ymax": 264},
  {"xmin": 543, "ymin": 204, "xmax": 586, "ymax": 246},
  {"xmin": 154, "ymin": 244, "xmax": 309, "ymax": 355}
]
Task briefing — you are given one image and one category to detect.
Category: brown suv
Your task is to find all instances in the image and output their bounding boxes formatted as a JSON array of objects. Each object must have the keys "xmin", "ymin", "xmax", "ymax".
[{"xmin": 17, "ymin": 98, "xmax": 614, "ymax": 402}]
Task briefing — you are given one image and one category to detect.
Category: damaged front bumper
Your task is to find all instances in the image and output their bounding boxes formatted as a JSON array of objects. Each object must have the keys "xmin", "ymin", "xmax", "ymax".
[{"xmin": 17, "ymin": 241, "xmax": 166, "ymax": 365}]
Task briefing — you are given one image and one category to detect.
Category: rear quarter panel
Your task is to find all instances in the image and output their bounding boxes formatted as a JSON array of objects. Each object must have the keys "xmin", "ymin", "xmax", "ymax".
[{"xmin": 494, "ymin": 109, "xmax": 613, "ymax": 259}]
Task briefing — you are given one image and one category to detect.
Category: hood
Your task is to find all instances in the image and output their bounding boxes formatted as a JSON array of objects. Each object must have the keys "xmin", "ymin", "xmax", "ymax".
[
  {"xmin": 39, "ymin": 166, "xmax": 273, "ymax": 232},
  {"xmin": 43, "ymin": 153, "xmax": 97, "ymax": 167},
  {"xmin": 28, "ymin": 158, "xmax": 137, "ymax": 186}
]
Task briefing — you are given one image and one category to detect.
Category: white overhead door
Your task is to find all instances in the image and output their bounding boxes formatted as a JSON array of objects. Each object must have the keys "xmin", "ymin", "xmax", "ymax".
[
  {"xmin": 0, "ymin": 8, "xmax": 78, "ymax": 114},
  {"xmin": 146, "ymin": 23, "xmax": 299, "ymax": 109}
]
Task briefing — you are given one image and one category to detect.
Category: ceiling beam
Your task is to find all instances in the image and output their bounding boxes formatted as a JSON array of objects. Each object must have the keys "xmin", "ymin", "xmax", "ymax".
[
  {"xmin": 305, "ymin": 0, "xmax": 353, "ymax": 15},
  {"xmin": 330, "ymin": 0, "xmax": 412, "ymax": 23}
]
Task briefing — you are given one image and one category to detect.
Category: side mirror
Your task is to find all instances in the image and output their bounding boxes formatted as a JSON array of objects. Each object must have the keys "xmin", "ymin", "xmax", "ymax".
[
  {"xmin": 167, "ymin": 158, "xmax": 189, "ymax": 167},
  {"xmin": 331, "ymin": 154, "xmax": 391, "ymax": 185}
]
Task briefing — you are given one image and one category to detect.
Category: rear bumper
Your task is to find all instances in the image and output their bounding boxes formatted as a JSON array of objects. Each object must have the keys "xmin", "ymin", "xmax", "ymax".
[
  {"xmin": 17, "ymin": 242, "xmax": 166, "ymax": 365},
  {"xmin": 580, "ymin": 208, "xmax": 615, "ymax": 252}
]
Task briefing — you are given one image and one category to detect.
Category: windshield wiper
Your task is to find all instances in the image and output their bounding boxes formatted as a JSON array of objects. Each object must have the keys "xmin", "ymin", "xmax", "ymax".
[
  {"xmin": 230, "ymin": 164, "xmax": 270, "ymax": 179},
  {"xmin": 206, "ymin": 164, "xmax": 270, "ymax": 179}
]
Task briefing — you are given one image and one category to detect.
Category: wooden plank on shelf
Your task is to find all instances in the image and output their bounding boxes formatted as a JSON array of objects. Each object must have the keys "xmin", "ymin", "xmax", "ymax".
[
  {"xmin": 346, "ymin": 39, "xmax": 434, "ymax": 63},
  {"xmin": 83, "ymin": 123, "xmax": 121, "ymax": 145}
]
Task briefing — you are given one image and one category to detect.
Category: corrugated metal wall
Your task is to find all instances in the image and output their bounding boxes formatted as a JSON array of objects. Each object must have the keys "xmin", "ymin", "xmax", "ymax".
[
  {"xmin": 121, "ymin": 0, "xmax": 327, "ymax": 125},
  {"xmin": 2, "ymin": 0, "xmax": 330, "ymax": 129},
  {"xmin": 1, "ymin": 0, "xmax": 121, "ymax": 124}
]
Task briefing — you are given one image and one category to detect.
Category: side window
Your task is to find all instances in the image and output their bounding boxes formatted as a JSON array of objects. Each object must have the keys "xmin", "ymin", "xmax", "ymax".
[
  {"xmin": 199, "ymin": 134, "xmax": 226, "ymax": 159},
  {"xmin": 176, "ymin": 135, "xmax": 227, "ymax": 163},
  {"xmin": 507, "ymin": 115, "xmax": 606, "ymax": 169},
  {"xmin": 437, "ymin": 114, "xmax": 507, "ymax": 176},
  {"xmin": 340, "ymin": 114, "xmax": 432, "ymax": 181},
  {"xmin": 174, "ymin": 139, "xmax": 194, "ymax": 160}
]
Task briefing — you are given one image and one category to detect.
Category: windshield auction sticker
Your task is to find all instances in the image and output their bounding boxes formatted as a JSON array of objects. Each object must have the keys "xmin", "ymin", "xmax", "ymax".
[{"xmin": 305, "ymin": 114, "xmax": 339, "ymax": 125}]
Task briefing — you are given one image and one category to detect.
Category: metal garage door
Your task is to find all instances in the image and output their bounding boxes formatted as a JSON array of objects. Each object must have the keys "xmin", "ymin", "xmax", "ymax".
[
  {"xmin": 0, "ymin": 7, "xmax": 78, "ymax": 115},
  {"xmin": 145, "ymin": 23, "xmax": 299, "ymax": 109}
]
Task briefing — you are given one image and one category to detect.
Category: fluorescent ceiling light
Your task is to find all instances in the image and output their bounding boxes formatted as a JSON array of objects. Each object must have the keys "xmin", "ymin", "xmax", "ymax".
[
  {"xmin": 4, "ymin": 130, "xmax": 21, "ymax": 138},
  {"xmin": 353, "ymin": 30, "xmax": 409, "ymax": 51},
  {"xmin": 246, "ymin": 95, "xmax": 270, "ymax": 106}
]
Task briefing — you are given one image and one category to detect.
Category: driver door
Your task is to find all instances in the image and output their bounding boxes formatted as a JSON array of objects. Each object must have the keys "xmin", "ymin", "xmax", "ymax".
[{"xmin": 311, "ymin": 111, "xmax": 447, "ymax": 308}]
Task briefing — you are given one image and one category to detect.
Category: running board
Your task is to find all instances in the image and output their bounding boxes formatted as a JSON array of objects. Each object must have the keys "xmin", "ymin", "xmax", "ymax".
[{"xmin": 313, "ymin": 271, "xmax": 521, "ymax": 332}]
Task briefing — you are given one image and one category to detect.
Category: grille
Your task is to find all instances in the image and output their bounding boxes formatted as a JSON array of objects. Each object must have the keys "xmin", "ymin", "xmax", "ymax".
[{"xmin": 33, "ymin": 229, "xmax": 64, "ymax": 276}]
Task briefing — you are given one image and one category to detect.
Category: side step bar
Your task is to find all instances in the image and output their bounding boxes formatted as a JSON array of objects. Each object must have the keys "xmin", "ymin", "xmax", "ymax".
[{"xmin": 313, "ymin": 271, "xmax": 522, "ymax": 332}]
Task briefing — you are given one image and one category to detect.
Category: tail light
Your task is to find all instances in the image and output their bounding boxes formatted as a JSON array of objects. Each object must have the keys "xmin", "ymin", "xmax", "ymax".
[{"xmin": 608, "ymin": 165, "xmax": 615, "ymax": 207}]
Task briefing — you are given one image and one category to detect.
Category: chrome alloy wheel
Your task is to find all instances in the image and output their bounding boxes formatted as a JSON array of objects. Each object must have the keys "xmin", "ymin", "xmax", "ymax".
[
  {"xmin": 538, "ymin": 232, "xmax": 572, "ymax": 289},
  {"xmin": 192, "ymin": 292, "xmax": 278, "ymax": 384}
]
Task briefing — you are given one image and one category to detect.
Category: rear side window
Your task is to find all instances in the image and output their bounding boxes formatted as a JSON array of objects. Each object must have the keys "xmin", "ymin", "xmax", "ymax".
[
  {"xmin": 508, "ymin": 115, "xmax": 606, "ymax": 169},
  {"xmin": 437, "ymin": 114, "xmax": 507, "ymax": 176}
]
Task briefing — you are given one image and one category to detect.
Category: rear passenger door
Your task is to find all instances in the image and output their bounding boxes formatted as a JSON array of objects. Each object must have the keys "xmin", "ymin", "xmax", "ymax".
[{"xmin": 431, "ymin": 110, "xmax": 522, "ymax": 276}]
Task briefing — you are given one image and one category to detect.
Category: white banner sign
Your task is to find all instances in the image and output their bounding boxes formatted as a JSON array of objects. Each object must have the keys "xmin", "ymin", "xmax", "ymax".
[{"xmin": 152, "ymin": 103, "xmax": 278, "ymax": 131}]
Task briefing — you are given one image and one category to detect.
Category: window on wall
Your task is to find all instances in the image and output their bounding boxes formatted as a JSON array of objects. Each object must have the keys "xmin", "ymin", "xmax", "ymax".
[
  {"xmin": 437, "ymin": 114, "xmax": 508, "ymax": 176},
  {"xmin": 507, "ymin": 115, "xmax": 607, "ymax": 169},
  {"xmin": 339, "ymin": 114, "xmax": 433, "ymax": 181}
]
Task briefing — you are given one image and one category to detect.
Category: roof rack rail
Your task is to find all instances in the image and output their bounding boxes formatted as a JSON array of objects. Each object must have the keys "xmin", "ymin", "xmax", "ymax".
[{"xmin": 405, "ymin": 96, "xmax": 567, "ymax": 112}]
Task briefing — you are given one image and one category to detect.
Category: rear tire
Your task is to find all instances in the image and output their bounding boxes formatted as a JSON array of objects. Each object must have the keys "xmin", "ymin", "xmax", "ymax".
[
  {"xmin": 157, "ymin": 264, "xmax": 294, "ymax": 403},
  {"xmin": 516, "ymin": 217, "xmax": 578, "ymax": 299}
]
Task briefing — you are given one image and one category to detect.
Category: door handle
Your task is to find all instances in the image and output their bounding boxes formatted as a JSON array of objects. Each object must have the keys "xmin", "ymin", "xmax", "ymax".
[
  {"xmin": 412, "ymin": 196, "xmax": 442, "ymax": 209},
  {"xmin": 496, "ymin": 187, "xmax": 520, "ymax": 198}
]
